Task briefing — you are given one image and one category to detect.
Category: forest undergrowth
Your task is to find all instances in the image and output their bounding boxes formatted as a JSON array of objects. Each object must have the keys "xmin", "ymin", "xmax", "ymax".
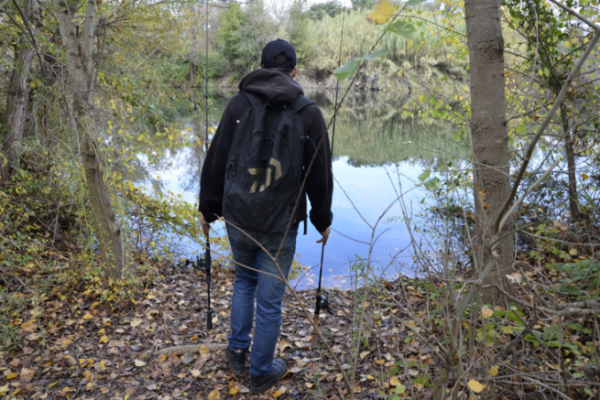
[{"xmin": 1, "ymin": 178, "xmax": 599, "ymax": 400}]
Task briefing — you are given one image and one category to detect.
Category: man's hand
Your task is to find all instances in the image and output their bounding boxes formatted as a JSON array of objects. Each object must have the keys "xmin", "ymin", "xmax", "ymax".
[
  {"xmin": 200, "ymin": 214, "xmax": 211, "ymax": 238},
  {"xmin": 317, "ymin": 226, "xmax": 331, "ymax": 245}
]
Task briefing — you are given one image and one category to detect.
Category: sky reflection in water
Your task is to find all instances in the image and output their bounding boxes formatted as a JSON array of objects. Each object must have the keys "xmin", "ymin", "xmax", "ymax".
[
  {"xmin": 144, "ymin": 90, "xmax": 448, "ymax": 289},
  {"xmin": 151, "ymin": 148, "xmax": 426, "ymax": 289}
]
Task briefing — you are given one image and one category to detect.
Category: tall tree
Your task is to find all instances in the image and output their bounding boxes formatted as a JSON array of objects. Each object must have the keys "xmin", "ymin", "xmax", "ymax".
[
  {"xmin": 1, "ymin": 0, "xmax": 40, "ymax": 180},
  {"xmin": 464, "ymin": 0, "xmax": 513, "ymax": 304},
  {"xmin": 53, "ymin": 0, "xmax": 125, "ymax": 281}
]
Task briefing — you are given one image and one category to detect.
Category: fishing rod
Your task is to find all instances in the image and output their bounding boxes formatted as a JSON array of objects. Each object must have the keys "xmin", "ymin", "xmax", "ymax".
[
  {"xmin": 311, "ymin": 9, "xmax": 346, "ymax": 351},
  {"xmin": 204, "ymin": 0, "xmax": 209, "ymax": 152},
  {"xmin": 329, "ymin": 10, "xmax": 345, "ymax": 155},
  {"xmin": 184, "ymin": 235, "xmax": 213, "ymax": 330},
  {"xmin": 311, "ymin": 242, "xmax": 333, "ymax": 348}
]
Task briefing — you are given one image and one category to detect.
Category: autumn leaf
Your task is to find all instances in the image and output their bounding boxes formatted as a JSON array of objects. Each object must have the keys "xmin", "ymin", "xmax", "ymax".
[
  {"xmin": 191, "ymin": 369, "xmax": 201, "ymax": 377},
  {"xmin": 365, "ymin": 0, "xmax": 397, "ymax": 25},
  {"xmin": 98, "ymin": 335, "xmax": 109, "ymax": 344},
  {"xmin": 130, "ymin": 318, "xmax": 142, "ymax": 327},
  {"xmin": 134, "ymin": 359, "xmax": 146, "ymax": 367},
  {"xmin": 0, "ymin": 385, "xmax": 9, "ymax": 395},
  {"xmin": 480, "ymin": 305, "xmax": 494, "ymax": 319},
  {"xmin": 489, "ymin": 365, "xmax": 499, "ymax": 377},
  {"xmin": 390, "ymin": 376, "xmax": 401, "ymax": 386},
  {"xmin": 6, "ymin": 372, "xmax": 18, "ymax": 380},
  {"xmin": 199, "ymin": 345, "xmax": 210, "ymax": 356},
  {"xmin": 359, "ymin": 351, "xmax": 370, "ymax": 360},
  {"xmin": 277, "ymin": 340, "xmax": 290, "ymax": 353},
  {"xmin": 505, "ymin": 272, "xmax": 522, "ymax": 283},
  {"xmin": 468, "ymin": 380, "xmax": 485, "ymax": 393},
  {"xmin": 208, "ymin": 389, "xmax": 221, "ymax": 400},
  {"xmin": 83, "ymin": 312, "xmax": 93, "ymax": 320}
]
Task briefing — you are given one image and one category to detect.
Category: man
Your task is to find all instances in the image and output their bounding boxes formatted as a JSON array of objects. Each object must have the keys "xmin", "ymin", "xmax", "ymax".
[{"xmin": 199, "ymin": 39, "xmax": 333, "ymax": 395}]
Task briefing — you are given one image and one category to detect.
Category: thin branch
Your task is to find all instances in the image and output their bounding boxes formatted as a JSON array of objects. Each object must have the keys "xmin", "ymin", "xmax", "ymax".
[
  {"xmin": 548, "ymin": 0, "xmax": 600, "ymax": 31},
  {"xmin": 498, "ymin": 158, "xmax": 560, "ymax": 232},
  {"xmin": 494, "ymin": 28, "xmax": 600, "ymax": 235}
]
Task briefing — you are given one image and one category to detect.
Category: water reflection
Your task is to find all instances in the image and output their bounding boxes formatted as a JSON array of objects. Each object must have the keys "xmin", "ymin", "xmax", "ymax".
[{"xmin": 137, "ymin": 88, "xmax": 465, "ymax": 289}]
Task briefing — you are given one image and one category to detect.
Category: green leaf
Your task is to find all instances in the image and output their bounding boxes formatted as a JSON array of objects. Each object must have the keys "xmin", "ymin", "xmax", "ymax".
[
  {"xmin": 405, "ymin": 0, "xmax": 427, "ymax": 7},
  {"xmin": 385, "ymin": 20, "xmax": 416, "ymax": 38},
  {"xmin": 334, "ymin": 59, "xmax": 360, "ymax": 81},
  {"xmin": 424, "ymin": 177, "xmax": 439, "ymax": 189},
  {"xmin": 516, "ymin": 125, "xmax": 526, "ymax": 134},
  {"xmin": 362, "ymin": 49, "xmax": 389, "ymax": 61},
  {"xmin": 418, "ymin": 169, "xmax": 431, "ymax": 182}
]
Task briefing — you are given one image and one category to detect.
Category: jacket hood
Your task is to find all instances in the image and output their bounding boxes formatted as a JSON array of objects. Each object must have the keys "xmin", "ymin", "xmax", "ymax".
[{"xmin": 238, "ymin": 69, "xmax": 303, "ymax": 105}]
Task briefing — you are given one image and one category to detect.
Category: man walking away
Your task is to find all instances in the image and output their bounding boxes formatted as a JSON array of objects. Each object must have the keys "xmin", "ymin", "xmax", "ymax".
[{"xmin": 199, "ymin": 39, "xmax": 333, "ymax": 395}]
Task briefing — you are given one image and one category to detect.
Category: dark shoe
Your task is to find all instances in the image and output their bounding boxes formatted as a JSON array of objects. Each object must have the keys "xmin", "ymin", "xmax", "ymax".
[
  {"xmin": 250, "ymin": 359, "xmax": 287, "ymax": 395},
  {"xmin": 225, "ymin": 348, "xmax": 248, "ymax": 375}
]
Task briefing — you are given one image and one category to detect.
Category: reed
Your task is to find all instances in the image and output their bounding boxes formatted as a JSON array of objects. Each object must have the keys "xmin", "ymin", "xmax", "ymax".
[{"xmin": 304, "ymin": 9, "xmax": 467, "ymax": 76}]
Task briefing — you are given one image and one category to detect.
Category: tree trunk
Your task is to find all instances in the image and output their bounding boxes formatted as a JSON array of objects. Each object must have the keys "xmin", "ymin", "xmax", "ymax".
[
  {"xmin": 54, "ymin": 0, "xmax": 125, "ymax": 281},
  {"xmin": 560, "ymin": 103, "xmax": 579, "ymax": 220},
  {"xmin": 464, "ymin": 0, "xmax": 514, "ymax": 305},
  {"xmin": 1, "ymin": 0, "xmax": 39, "ymax": 180}
]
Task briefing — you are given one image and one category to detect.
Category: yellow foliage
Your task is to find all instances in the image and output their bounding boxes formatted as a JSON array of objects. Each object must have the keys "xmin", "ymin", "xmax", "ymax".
[
  {"xmin": 365, "ymin": 0, "xmax": 397, "ymax": 25},
  {"xmin": 468, "ymin": 380, "xmax": 485, "ymax": 393}
]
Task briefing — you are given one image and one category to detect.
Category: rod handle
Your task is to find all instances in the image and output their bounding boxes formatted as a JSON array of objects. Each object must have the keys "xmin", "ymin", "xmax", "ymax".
[
  {"xmin": 207, "ymin": 310, "xmax": 213, "ymax": 330},
  {"xmin": 310, "ymin": 313, "xmax": 320, "ymax": 349}
]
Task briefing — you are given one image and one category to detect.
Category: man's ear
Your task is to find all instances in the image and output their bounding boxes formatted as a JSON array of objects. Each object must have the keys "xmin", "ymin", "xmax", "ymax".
[{"xmin": 291, "ymin": 67, "xmax": 298, "ymax": 79}]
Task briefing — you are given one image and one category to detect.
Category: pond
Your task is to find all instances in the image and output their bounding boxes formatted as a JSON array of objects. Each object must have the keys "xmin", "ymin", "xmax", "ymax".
[{"xmin": 144, "ymin": 88, "xmax": 465, "ymax": 289}]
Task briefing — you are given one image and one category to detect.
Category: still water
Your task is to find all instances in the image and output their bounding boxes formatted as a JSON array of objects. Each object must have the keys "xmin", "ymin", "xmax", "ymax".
[{"xmin": 146, "ymin": 89, "xmax": 463, "ymax": 289}]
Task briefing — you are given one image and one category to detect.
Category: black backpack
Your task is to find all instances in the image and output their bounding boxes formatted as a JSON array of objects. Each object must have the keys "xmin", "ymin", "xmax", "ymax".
[{"xmin": 222, "ymin": 91, "xmax": 314, "ymax": 234}]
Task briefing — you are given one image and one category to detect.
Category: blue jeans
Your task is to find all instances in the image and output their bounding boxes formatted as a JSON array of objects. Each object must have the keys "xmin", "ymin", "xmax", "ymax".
[{"xmin": 226, "ymin": 224, "xmax": 298, "ymax": 376}]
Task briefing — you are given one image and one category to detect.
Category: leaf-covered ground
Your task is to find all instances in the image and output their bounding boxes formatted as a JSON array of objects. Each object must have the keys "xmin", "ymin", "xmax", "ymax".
[
  {"xmin": 0, "ymin": 259, "xmax": 432, "ymax": 400},
  {"xmin": 2, "ymin": 253, "xmax": 600, "ymax": 399}
]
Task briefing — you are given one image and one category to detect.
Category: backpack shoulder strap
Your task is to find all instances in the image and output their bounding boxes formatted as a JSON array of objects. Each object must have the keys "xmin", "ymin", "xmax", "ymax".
[
  {"xmin": 290, "ymin": 94, "xmax": 314, "ymax": 114},
  {"xmin": 239, "ymin": 91, "xmax": 265, "ymax": 107}
]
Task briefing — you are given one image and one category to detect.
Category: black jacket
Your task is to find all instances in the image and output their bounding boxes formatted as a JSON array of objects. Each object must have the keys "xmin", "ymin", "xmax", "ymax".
[{"xmin": 199, "ymin": 69, "xmax": 333, "ymax": 233}]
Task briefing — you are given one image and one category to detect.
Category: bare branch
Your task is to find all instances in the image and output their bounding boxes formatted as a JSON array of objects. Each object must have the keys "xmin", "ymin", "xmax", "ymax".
[
  {"xmin": 497, "ymin": 158, "xmax": 560, "ymax": 232},
  {"xmin": 548, "ymin": 0, "xmax": 600, "ymax": 31},
  {"xmin": 495, "ymin": 28, "xmax": 600, "ymax": 235}
]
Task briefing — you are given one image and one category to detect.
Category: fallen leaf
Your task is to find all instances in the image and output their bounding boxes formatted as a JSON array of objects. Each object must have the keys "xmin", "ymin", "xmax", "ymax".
[
  {"xmin": 199, "ymin": 345, "xmax": 210, "ymax": 356},
  {"xmin": 191, "ymin": 369, "xmax": 201, "ymax": 377},
  {"xmin": 489, "ymin": 365, "xmax": 499, "ymax": 377},
  {"xmin": 481, "ymin": 305, "xmax": 494, "ymax": 319},
  {"xmin": 278, "ymin": 340, "xmax": 290, "ymax": 353},
  {"xmin": 6, "ymin": 372, "xmax": 18, "ymax": 380},
  {"xmin": 0, "ymin": 384, "xmax": 9, "ymax": 394},
  {"xmin": 390, "ymin": 376, "xmax": 401, "ymax": 386},
  {"xmin": 130, "ymin": 318, "xmax": 142, "ymax": 328},
  {"xmin": 208, "ymin": 389, "xmax": 220, "ymax": 400},
  {"xmin": 83, "ymin": 312, "xmax": 93, "ymax": 320},
  {"xmin": 468, "ymin": 380, "xmax": 485, "ymax": 393},
  {"xmin": 359, "ymin": 351, "xmax": 370, "ymax": 360},
  {"xmin": 98, "ymin": 335, "xmax": 109, "ymax": 344},
  {"xmin": 134, "ymin": 359, "xmax": 146, "ymax": 367},
  {"xmin": 506, "ymin": 272, "xmax": 522, "ymax": 283}
]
